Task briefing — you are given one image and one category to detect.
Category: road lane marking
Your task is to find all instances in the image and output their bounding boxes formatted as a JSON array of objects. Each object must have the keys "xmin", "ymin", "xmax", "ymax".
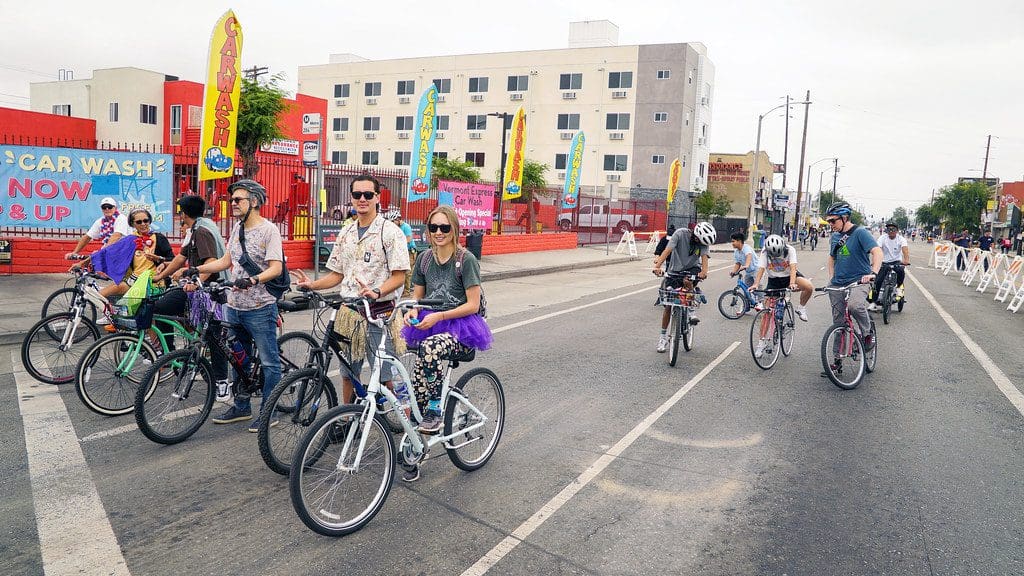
[
  {"xmin": 460, "ymin": 341, "xmax": 742, "ymax": 576},
  {"xmin": 12, "ymin": 352, "xmax": 131, "ymax": 575},
  {"xmin": 908, "ymin": 271, "xmax": 1024, "ymax": 417}
]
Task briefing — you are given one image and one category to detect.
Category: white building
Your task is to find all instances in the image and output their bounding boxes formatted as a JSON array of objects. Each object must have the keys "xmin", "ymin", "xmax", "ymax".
[{"xmin": 298, "ymin": 21, "xmax": 714, "ymax": 195}]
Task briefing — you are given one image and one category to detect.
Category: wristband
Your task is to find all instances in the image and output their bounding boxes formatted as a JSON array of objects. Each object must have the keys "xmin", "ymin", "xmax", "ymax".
[{"xmin": 252, "ymin": 276, "xmax": 260, "ymax": 286}]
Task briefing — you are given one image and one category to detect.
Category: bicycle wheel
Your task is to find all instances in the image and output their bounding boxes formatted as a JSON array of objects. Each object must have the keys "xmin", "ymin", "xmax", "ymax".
[
  {"xmin": 289, "ymin": 404, "xmax": 395, "ymax": 537},
  {"xmin": 750, "ymin": 310, "xmax": 780, "ymax": 370},
  {"xmin": 21, "ymin": 313, "xmax": 100, "ymax": 385},
  {"xmin": 279, "ymin": 331, "xmax": 318, "ymax": 375},
  {"xmin": 444, "ymin": 367, "xmax": 505, "ymax": 471},
  {"xmin": 717, "ymin": 289, "xmax": 747, "ymax": 320},
  {"xmin": 135, "ymin": 349, "xmax": 215, "ymax": 444},
  {"xmin": 258, "ymin": 368, "xmax": 338, "ymax": 476},
  {"xmin": 881, "ymin": 286, "xmax": 892, "ymax": 325},
  {"xmin": 864, "ymin": 322, "xmax": 878, "ymax": 374},
  {"xmin": 820, "ymin": 323, "xmax": 865, "ymax": 390},
  {"xmin": 75, "ymin": 334, "xmax": 159, "ymax": 416},
  {"xmin": 682, "ymin": 308, "xmax": 695, "ymax": 351},
  {"xmin": 780, "ymin": 304, "xmax": 796, "ymax": 357},
  {"xmin": 42, "ymin": 287, "xmax": 98, "ymax": 323},
  {"xmin": 668, "ymin": 307, "xmax": 681, "ymax": 367}
]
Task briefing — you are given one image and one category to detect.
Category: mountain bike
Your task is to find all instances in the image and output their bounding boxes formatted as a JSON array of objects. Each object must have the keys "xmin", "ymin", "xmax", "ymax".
[
  {"xmin": 658, "ymin": 272, "xmax": 701, "ymax": 367},
  {"xmin": 817, "ymin": 282, "xmax": 878, "ymax": 390},
  {"xmin": 876, "ymin": 263, "xmax": 907, "ymax": 325},
  {"xmin": 289, "ymin": 297, "xmax": 504, "ymax": 537},
  {"xmin": 718, "ymin": 273, "xmax": 757, "ymax": 319},
  {"xmin": 749, "ymin": 288, "xmax": 795, "ymax": 370}
]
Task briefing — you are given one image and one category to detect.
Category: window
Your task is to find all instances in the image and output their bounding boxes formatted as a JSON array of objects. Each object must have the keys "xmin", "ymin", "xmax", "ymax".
[
  {"xmin": 433, "ymin": 151, "xmax": 448, "ymax": 160},
  {"xmin": 689, "ymin": 69, "xmax": 694, "ymax": 84},
  {"xmin": 702, "ymin": 124, "xmax": 708, "ymax": 137},
  {"xmin": 652, "ymin": 155, "xmax": 666, "ymax": 165},
  {"xmin": 362, "ymin": 151, "xmax": 379, "ymax": 165},
  {"xmin": 468, "ymin": 77, "xmax": 489, "ymax": 93},
  {"xmin": 466, "ymin": 115, "xmax": 487, "ymax": 130},
  {"xmin": 557, "ymin": 113, "xmax": 580, "ymax": 130},
  {"xmin": 331, "ymin": 151, "xmax": 348, "ymax": 165},
  {"xmin": 109, "ymin": 102, "xmax": 120, "ymax": 122},
  {"xmin": 686, "ymin": 110, "xmax": 691, "ymax": 126},
  {"xmin": 608, "ymin": 71, "xmax": 633, "ymax": 89},
  {"xmin": 362, "ymin": 116, "xmax": 380, "ymax": 131},
  {"xmin": 465, "ymin": 152, "xmax": 485, "ymax": 167},
  {"xmin": 187, "ymin": 105, "xmax": 202, "ymax": 128},
  {"xmin": 397, "ymin": 80, "xmax": 416, "ymax": 95},
  {"xmin": 603, "ymin": 154, "xmax": 628, "ymax": 171},
  {"xmin": 364, "ymin": 82, "xmax": 381, "ymax": 97},
  {"xmin": 394, "ymin": 151, "xmax": 411, "ymax": 166},
  {"xmin": 52, "ymin": 104, "xmax": 71, "ymax": 116},
  {"xmin": 657, "ymin": 70, "xmax": 671, "ymax": 80},
  {"xmin": 559, "ymin": 73, "xmax": 582, "ymax": 90},
  {"xmin": 396, "ymin": 116, "xmax": 414, "ymax": 131},
  {"xmin": 654, "ymin": 112, "xmax": 668, "ymax": 122},
  {"xmin": 507, "ymin": 75, "xmax": 528, "ymax": 91},
  {"xmin": 435, "ymin": 115, "xmax": 450, "ymax": 131},
  {"xmin": 504, "ymin": 114, "xmax": 514, "ymax": 130},
  {"xmin": 140, "ymin": 104, "xmax": 158, "ymax": 125},
  {"xmin": 699, "ymin": 163, "xmax": 705, "ymax": 178},
  {"xmin": 554, "ymin": 154, "xmax": 567, "ymax": 170},
  {"xmin": 168, "ymin": 105, "xmax": 180, "ymax": 144},
  {"xmin": 606, "ymin": 113, "xmax": 631, "ymax": 130},
  {"xmin": 334, "ymin": 83, "xmax": 350, "ymax": 98},
  {"xmin": 432, "ymin": 78, "xmax": 451, "ymax": 93},
  {"xmin": 333, "ymin": 117, "xmax": 349, "ymax": 131}
]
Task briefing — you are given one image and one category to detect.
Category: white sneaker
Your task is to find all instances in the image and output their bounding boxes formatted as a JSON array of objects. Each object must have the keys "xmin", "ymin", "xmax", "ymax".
[
  {"xmin": 896, "ymin": 286, "xmax": 905, "ymax": 299},
  {"xmin": 754, "ymin": 340, "xmax": 767, "ymax": 358},
  {"xmin": 867, "ymin": 303, "xmax": 880, "ymax": 312},
  {"xmin": 656, "ymin": 335, "xmax": 668, "ymax": 353},
  {"xmin": 796, "ymin": 308, "xmax": 809, "ymax": 322},
  {"xmin": 754, "ymin": 303, "xmax": 764, "ymax": 312},
  {"xmin": 215, "ymin": 380, "xmax": 232, "ymax": 403}
]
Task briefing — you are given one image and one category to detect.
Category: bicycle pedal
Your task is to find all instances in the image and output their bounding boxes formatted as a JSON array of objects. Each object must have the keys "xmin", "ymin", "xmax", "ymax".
[{"xmin": 689, "ymin": 317, "xmax": 700, "ymax": 325}]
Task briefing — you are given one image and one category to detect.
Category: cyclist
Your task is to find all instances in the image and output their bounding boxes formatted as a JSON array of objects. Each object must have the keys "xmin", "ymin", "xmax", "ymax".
[
  {"xmin": 652, "ymin": 221, "xmax": 716, "ymax": 353},
  {"xmin": 868, "ymin": 222, "xmax": 910, "ymax": 312},
  {"xmin": 824, "ymin": 201, "xmax": 882, "ymax": 352},
  {"xmin": 753, "ymin": 233, "xmax": 814, "ymax": 324},
  {"xmin": 728, "ymin": 231, "xmax": 759, "ymax": 311},
  {"xmin": 64, "ymin": 196, "xmax": 130, "ymax": 260}
]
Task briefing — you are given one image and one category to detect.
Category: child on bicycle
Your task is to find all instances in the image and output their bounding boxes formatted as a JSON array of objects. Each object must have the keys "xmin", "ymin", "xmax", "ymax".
[
  {"xmin": 652, "ymin": 221, "xmax": 716, "ymax": 353},
  {"xmin": 729, "ymin": 231, "xmax": 760, "ymax": 310},
  {"xmin": 753, "ymin": 234, "xmax": 813, "ymax": 321},
  {"xmin": 401, "ymin": 206, "xmax": 492, "ymax": 483}
]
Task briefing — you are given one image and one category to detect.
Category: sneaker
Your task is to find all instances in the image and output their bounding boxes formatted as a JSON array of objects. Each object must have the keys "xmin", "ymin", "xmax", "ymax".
[
  {"xmin": 896, "ymin": 286, "xmax": 905, "ymax": 300},
  {"xmin": 401, "ymin": 466, "xmax": 420, "ymax": 483},
  {"xmin": 754, "ymin": 303, "xmax": 764, "ymax": 312},
  {"xmin": 215, "ymin": 380, "xmax": 232, "ymax": 403},
  {"xmin": 689, "ymin": 316, "xmax": 700, "ymax": 325},
  {"xmin": 754, "ymin": 340, "xmax": 767, "ymax": 359},
  {"xmin": 656, "ymin": 335, "xmax": 669, "ymax": 353},
  {"xmin": 867, "ymin": 303, "xmax": 880, "ymax": 312},
  {"xmin": 212, "ymin": 405, "xmax": 251, "ymax": 424},
  {"xmin": 796, "ymin": 308, "xmax": 809, "ymax": 322},
  {"xmin": 418, "ymin": 411, "xmax": 443, "ymax": 434},
  {"xmin": 96, "ymin": 316, "xmax": 112, "ymax": 326},
  {"xmin": 248, "ymin": 416, "xmax": 278, "ymax": 433}
]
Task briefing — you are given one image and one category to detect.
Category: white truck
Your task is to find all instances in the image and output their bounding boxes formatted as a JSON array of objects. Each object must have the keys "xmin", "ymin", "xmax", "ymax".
[{"xmin": 558, "ymin": 204, "xmax": 648, "ymax": 232}]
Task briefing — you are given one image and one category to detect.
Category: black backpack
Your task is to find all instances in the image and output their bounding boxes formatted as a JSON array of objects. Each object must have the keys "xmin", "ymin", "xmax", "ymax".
[{"xmin": 237, "ymin": 223, "xmax": 291, "ymax": 299}]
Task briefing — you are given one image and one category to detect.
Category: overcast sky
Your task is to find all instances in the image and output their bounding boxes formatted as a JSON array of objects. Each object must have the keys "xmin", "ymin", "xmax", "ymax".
[{"xmin": 2, "ymin": 0, "xmax": 1022, "ymax": 219}]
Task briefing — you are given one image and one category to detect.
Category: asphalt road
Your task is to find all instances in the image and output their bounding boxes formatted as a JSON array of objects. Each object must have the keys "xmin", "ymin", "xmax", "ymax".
[{"xmin": 2, "ymin": 243, "xmax": 1023, "ymax": 576}]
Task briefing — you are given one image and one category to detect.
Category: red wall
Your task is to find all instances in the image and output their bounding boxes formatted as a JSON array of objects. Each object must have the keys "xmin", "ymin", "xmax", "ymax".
[{"xmin": 0, "ymin": 106, "xmax": 96, "ymax": 144}]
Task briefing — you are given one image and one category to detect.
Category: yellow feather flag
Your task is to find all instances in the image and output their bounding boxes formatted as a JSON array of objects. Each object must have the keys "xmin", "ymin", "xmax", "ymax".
[
  {"xmin": 502, "ymin": 107, "xmax": 527, "ymax": 200},
  {"xmin": 198, "ymin": 10, "xmax": 243, "ymax": 181},
  {"xmin": 666, "ymin": 158, "xmax": 682, "ymax": 210}
]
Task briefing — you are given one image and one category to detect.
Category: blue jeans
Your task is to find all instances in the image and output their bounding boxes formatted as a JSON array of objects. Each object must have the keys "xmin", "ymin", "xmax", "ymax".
[{"xmin": 226, "ymin": 303, "xmax": 280, "ymax": 414}]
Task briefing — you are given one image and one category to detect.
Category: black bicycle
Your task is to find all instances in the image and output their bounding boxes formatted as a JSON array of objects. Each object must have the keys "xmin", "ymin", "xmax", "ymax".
[{"xmin": 876, "ymin": 263, "xmax": 907, "ymax": 325}]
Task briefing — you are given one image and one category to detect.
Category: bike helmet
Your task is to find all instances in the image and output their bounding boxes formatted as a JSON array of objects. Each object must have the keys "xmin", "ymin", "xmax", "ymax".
[
  {"xmin": 764, "ymin": 234, "xmax": 787, "ymax": 258},
  {"xmin": 825, "ymin": 201, "xmax": 852, "ymax": 217},
  {"xmin": 692, "ymin": 221, "xmax": 717, "ymax": 246},
  {"xmin": 885, "ymin": 221, "xmax": 898, "ymax": 230},
  {"xmin": 228, "ymin": 179, "xmax": 267, "ymax": 208}
]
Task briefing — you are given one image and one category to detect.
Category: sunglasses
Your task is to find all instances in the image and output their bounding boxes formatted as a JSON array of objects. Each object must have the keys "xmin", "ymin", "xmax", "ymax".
[
  {"xmin": 428, "ymin": 223, "xmax": 453, "ymax": 233},
  {"xmin": 101, "ymin": 204, "xmax": 115, "ymax": 209},
  {"xmin": 229, "ymin": 197, "xmax": 249, "ymax": 204},
  {"xmin": 133, "ymin": 219, "xmax": 151, "ymax": 225},
  {"xmin": 351, "ymin": 191, "xmax": 377, "ymax": 200},
  {"xmin": 826, "ymin": 218, "xmax": 840, "ymax": 224}
]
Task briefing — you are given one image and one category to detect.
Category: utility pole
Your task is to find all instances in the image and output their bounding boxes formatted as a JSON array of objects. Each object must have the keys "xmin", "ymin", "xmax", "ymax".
[
  {"xmin": 243, "ymin": 66, "xmax": 269, "ymax": 83},
  {"xmin": 832, "ymin": 159, "xmax": 839, "ymax": 199},
  {"xmin": 792, "ymin": 90, "xmax": 811, "ymax": 230},
  {"xmin": 489, "ymin": 112, "xmax": 511, "ymax": 234},
  {"xmin": 781, "ymin": 95, "xmax": 790, "ymax": 190},
  {"xmin": 982, "ymin": 134, "xmax": 992, "ymax": 183}
]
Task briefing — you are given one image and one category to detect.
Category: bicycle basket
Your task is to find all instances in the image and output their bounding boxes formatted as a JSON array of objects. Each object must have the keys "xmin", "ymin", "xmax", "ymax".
[{"xmin": 112, "ymin": 296, "xmax": 155, "ymax": 330}]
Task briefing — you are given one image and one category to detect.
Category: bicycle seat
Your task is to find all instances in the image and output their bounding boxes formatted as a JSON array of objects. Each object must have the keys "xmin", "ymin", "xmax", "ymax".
[
  {"xmin": 277, "ymin": 299, "xmax": 304, "ymax": 312},
  {"xmin": 449, "ymin": 348, "xmax": 476, "ymax": 364}
]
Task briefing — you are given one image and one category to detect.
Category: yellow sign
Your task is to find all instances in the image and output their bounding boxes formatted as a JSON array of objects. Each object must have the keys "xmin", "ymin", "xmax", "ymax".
[
  {"xmin": 198, "ymin": 10, "xmax": 243, "ymax": 182},
  {"xmin": 666, "ymin": 158, "xmax": 682, "ymax": 209},
  {"xmin": 502, "ymin": 107, "xmax": 527, "ymax": 200}
]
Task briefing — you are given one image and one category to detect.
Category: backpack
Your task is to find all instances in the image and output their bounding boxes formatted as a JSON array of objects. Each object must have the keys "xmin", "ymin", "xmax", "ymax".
[
  {"xmin": 418, "ymin": 248, "xmax": 488, "ymax": 318},
  {"xmin": 237, "ymin": 223, "xmax": 291, "ymax": 300}
]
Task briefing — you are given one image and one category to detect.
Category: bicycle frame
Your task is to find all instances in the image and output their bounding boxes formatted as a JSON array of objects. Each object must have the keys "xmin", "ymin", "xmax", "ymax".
[
  {"xmin": 108, "ymin": 315, "xmax": 195, "ymax": 376},
  {"xmin": 754, "ymin": 289, "xmax": 790, "ymax": 340}
]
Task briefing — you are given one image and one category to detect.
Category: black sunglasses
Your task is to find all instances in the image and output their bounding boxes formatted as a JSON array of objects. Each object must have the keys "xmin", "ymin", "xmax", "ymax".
[
  {"xmin": 428, "ymin": 223, "xmax": 453, "ymax": 233},
  {"xmin": 133, "ymin": 219, "xmax": 151, "ymax": 224},
  {"xmin": 101, "ymin": 204, "xmax": 115, "ymax": 209},
  {"xmin": 229, "ymin": 196, "xmax": 249, "ymax": 204},
  {"xmin": 826, "ymin": 218, "xmax": 840, "ymax": 224},
  {"xmin": 351, "ymin": 191, "xmax": 377, "ymax": 200}
]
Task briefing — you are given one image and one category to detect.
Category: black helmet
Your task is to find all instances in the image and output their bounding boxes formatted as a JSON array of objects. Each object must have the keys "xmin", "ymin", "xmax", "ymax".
[
  {"xmin": 825, "ymin": 201, "xmax": 852, "ymax": 217},
  {"xmin": 228, "ymin": 179, "xmax": 267, "ymax": 208}
]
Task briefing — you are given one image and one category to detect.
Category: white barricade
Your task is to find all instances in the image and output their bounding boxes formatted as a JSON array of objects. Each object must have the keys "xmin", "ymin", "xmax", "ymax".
[
  {"xmin": 1008, "ymin": 283, "xmax": 1024, "ymax": 313},
  {"xmin": 642, "ymin": 231, "xmax": 663, "ymax": 256},
  {"xmin": 942, "ymin": 245, "xmax": 963, "ymax": 275},
  {"xmin": 930, "ymin": 242, "xmax": 953, "ymax": 269},
  {"xmin": 614, "ymin": 231, "xmax": 639, "ymax": 260},
  {"xmin": 961, "ymin": 249, "xmax": 988, "ymax": 286},
  {"xmin": 994, "ymin": 257, "xmax": 1023, "ymax": 303},
  {"xmin": 976, "ymin": 253, "xmax": 1006, "ymax": 293}
]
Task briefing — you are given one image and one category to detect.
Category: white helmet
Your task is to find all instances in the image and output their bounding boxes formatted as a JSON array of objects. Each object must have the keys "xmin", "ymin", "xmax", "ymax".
[
  {"xmin": 764, "ymin": 234, "xmax": 787, "ymax": 258},
  {"xmin": 692, "ymin": 222, "xmax": 717, "ymax": 246}
]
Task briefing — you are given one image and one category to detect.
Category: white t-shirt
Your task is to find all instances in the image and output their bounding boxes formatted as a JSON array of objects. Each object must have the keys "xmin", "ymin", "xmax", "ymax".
[
  {"xmin": 86, "ymin": 213, "xmax": 130, "ymax": 243},
  {"xmin": 877, "ymin": 233, "xmax": 908, "ymax": 263},
  {"xmin": 758, "ymin": 245, "xmax": 798, "ymax": 278}
]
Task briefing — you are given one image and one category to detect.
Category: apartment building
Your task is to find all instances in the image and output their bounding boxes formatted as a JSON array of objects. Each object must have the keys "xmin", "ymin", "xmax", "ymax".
[{"xmin": 298, "ymin": 21, "xmax": 714, "ymax": 196}]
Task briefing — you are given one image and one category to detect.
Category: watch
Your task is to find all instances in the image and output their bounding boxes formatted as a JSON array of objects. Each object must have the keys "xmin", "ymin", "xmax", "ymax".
[
  {"xmin": 251, "ymin": 276, "xmax": 260, "ymax": 286},
  {"xmin": 371, "ymin": 288, "xmax": 382, "ymax": 299}
]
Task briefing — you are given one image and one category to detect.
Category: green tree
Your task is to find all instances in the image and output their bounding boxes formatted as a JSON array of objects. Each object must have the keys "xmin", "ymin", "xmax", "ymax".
[
  {"xmin": 237, "ymin": 74, "xmax": 292, "ymax": 180},
  {"xmin": 915, "ymin": 202, "xmax": 941, "ymax": 230},
  {"xmin": 431, "ymin": 156, "xmax": 480, "ymax": 186},
  {"xmin": 694, "ymin": 189, "xmax": 731, "ymax": 220},
  {"xmin": 934, "ymin": 181, "xmax": 991, "ymax": 233},
  {"xmin": 890, "ymin": 206, "xmax": 910, "ymax": 230},
  {"xmin": 496, "ymin": 159, "xmax": 548, "ymax": 233}
]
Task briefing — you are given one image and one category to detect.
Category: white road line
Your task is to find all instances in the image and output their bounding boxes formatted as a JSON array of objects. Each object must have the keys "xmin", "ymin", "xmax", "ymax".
[
  {"xmin": 12, "ymin": 352, "xmax": 132, "ymax": 576},
  {"xmin": 908, "ymin": 272, "xmax": 1024, "ymax": 417},
  {"xmin": 460, "ymin": 341, "xmax": 742, "ymax": 576}
]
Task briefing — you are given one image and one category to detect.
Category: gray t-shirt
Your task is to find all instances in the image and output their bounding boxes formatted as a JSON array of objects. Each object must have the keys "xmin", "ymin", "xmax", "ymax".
[
  {"xmin": 666, "ymin": 228, "xmax": 706, "ymax": 275},
  {"xmin": 412, "ymin": 249, "xmax": 481, "ymax": 311},
  {"xmin": 227, "ymin": 220, "xmax": 284, "ymax": 311}
]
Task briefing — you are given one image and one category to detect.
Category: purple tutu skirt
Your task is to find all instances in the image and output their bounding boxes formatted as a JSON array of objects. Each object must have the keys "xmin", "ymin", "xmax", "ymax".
[{"xmin": 401, "ymin": 310, "xmax": 493, "ymax": 351}]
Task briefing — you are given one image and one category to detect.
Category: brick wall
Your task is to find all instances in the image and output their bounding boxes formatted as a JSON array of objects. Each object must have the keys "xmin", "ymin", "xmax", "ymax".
[{"xmin": 462, "ymin": 232, "xmax": 577, "ymax": 256}]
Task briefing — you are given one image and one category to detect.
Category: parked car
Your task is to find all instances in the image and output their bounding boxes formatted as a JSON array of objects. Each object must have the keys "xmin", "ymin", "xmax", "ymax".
[{"xmin": 558, "ymin": 204, "xmax": 648, "ymax": 233}]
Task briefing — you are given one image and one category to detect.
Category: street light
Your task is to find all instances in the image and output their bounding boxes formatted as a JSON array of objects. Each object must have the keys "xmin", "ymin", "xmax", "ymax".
[
  {"xmin": 487, "ymin": 111, "xmax": 511, "ymax": 234},
  {"xmin": 748, "ymin": 98, "xmax": 811, "ymax": 231},
  {"xmin": 805, "ymin": 157, "xmax": 837, "ymax": 213}
]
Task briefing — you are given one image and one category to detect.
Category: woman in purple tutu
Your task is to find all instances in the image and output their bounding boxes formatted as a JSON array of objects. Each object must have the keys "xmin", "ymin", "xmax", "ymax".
[{"xmin": 401, "ymin": 206, "xmax": 492, "ymax": 448}]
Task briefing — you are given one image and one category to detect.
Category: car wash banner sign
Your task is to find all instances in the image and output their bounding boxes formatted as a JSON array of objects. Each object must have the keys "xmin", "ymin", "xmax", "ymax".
[
  {"xmin": 560, "ymin": 131, "xmax": 585, "ymax": 209},
  {"xmin": 198, "ymin": 10, "xmax": 243, "ymax": 182},
  {"xmin": 407, "ymin": 84, "xmax": 439, "ymax": 202},
  {"xmin": 437, "ymin": 179, "xmax": 493, "ymax": 230},
  {"xmin": 1, "ymin": 144, "xmax": 174, "ymax": 230}
]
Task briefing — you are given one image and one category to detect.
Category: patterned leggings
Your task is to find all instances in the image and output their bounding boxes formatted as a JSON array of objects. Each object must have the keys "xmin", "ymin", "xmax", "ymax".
[{"xmin": 412, "ymin": 333, "xmax": 472, "ymax": 414}]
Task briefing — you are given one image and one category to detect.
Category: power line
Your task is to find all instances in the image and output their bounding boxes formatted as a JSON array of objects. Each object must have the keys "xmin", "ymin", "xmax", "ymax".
[
  {"xmin": 0, "ymin": 92, "xmax": 29, "ymax": 100},
  {"xmin": 0, "ymin": 63, "xmax": 57, "ymax": 78}
]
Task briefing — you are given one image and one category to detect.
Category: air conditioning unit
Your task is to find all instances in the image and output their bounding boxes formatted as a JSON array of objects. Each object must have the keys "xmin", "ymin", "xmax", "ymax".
[
  {"xmin": 365, "ymin": 132, "xmax": 377, "ymax": 140},
  {"xmin": 611, "ymin": 90, "xmax": 627, "ymax": 99},
  {"xmin": 557, "ymin": 171, "xmax": 566, "ymax": 180},
  {"xmin": 335, "ymin": 99, "xmax": 347, "ymax": 106},
  {"xmin": 469, "ymin": 132, "xmax": 483, "ymax": 140},
  {"xmin": 334, "ymin": 133, "xmax": 345, "ymax": 140},
  {"xmin": 609, "ymin": 132, "xmax": 625, "ymax": 140},
  {"xmin": 510, "ymin": 93, "xmax": 524, "ymax": 101},
  {"xmin": 437, "ymin": 94, "xmax": 447, "ymax": 103},
  {"xmin": 560, "ymin": 132, "xmax": 574, "ymax": 140},
  {"xmin": 697, "ymin": 137, "xmax": 706, "ymax": 146},
  {"xmin": 397, "ymin": 132, "xmax": 410, "ymax": 140},
  {"xmin": 701, "ymin": 96, "xmax": 708, "ymax": 106},
  {"xmin": 399, "ymin": 96, "xmax": 411, "ymax": 104},
  {"xmin": 470, "ymin": 94, "xmax": 485, "ymax": 102},
  {"xmin": 366, "ymin": 97, "xmax": 378, "ymax": 105},
  {"xmin": 606, "ymin": 174, "xmax": 622, "ymax": 182},
  {"xmin": 562, "ymin": 92, "xmax": 577, "ymax": 100},
  {"xmin": 435, "ymin": 131, "xmax": 445, "ymax": 139}
]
